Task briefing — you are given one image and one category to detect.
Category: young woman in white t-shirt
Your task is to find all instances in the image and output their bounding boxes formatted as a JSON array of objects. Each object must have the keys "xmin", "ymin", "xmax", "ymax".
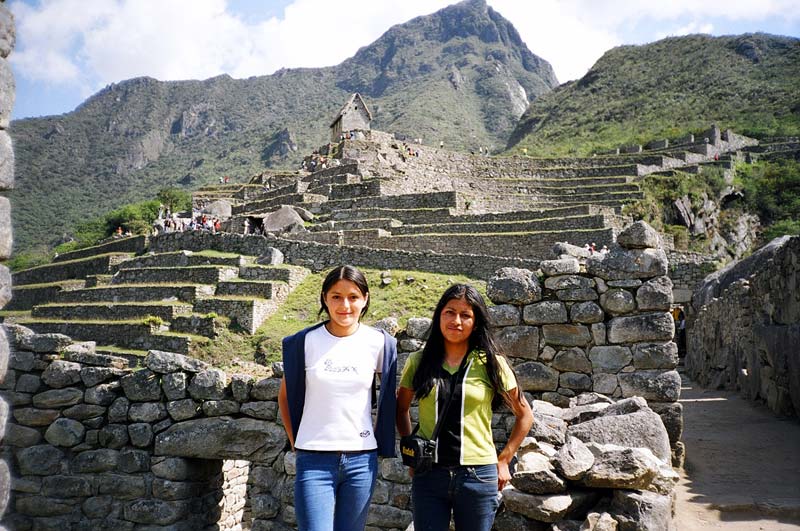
[{"xmin": 278, "ymin": 265, "xmax": 398, "ymax": 531}]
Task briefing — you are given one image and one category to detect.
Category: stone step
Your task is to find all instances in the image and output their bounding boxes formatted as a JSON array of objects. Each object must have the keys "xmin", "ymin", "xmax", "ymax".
[
  {"xmin": 56, "ymin": 284, "xmax": 215, "ymax": 304},
  {"xmin": 495, "ymin": 175, "xmax": 633, "ymax": 187},
  {"xmin": 350, "ymin": 227, "xmax": 617, "ymax": 260},
  {"xmin": 302, "ymin": 172, "xmax": 362, "ymax": 187},
  {"xmin": 532, "ymin": 190, "xmax": 644, "ymax": 203},
  {"xmin": 309, "ymin": 218, "xmax": 402, "ymax": 232},
  {"xmin": 512, "ymin": 165, "xmax": 642, "ymax": 179},
  {"xmin": 52, "ymin": 235, "xmax": 148, "ymax": 263},
  {"xmin": 118, "ymin": 251, "xmax": 246, "ymax": 270},
  {"xmin": 487, "ymin": 182, "xmax": 642, "ymax": 196},
  {"xmin": 315, "ymin": 191, "xmax": 459, "ymax": 214},
  {"xmin": 85, "ymin": 275, "xmax": 113, "ymax": 287},
  {"xmin": 521, "ymin": 154, "xmax": 682, "ymax": 169},
  {"xmin": 13, "ymin": 253, "xmax": 134, "ymax": 286},
  {"xmin": 111, "ymin": 266, "xmax": 240, "ymax": 285},
  {"xmin": 237, "ymin": 265, "xmax": 309, "ymax": 288},
  {"xmin": 389, "ymin": 213, "xmax": 611, "ymax": 235},
  {"xmin": 7, "ymin": 280, "xmax": 86, "ymax": 311},
  {"xmin": 32, "ymin": 302, "xmax": 194, "ymax": 322},
  {"xmin": 19, "ymin": 320, "xmax": 197, "ymax": 355},
  {"xmin": 232, "ymin": 192, "xmax": 328, "ymax": 216},
  {"xmin": 94, "ymin": 346, "xmax": 149, "ymax": 367},
  {"xmin": 194, "ymin": 297, "xmax": 279, "ymax": 335},
  {"xmin": 309, "ymin": 180, "xmax": 382, "ymax": 200},
  {"xmin": 215, "ymin": 280, "xmax": 289, "ymax": 300},
  {"xmin": 322, "ymin": 205, "xmax": 607, "ymax": 225}
]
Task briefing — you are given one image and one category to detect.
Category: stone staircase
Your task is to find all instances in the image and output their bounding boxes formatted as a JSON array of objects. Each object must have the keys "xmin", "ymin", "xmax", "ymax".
[{"xmin": 5, "ymin": 248, "xmax": 308, "ymax": 361}]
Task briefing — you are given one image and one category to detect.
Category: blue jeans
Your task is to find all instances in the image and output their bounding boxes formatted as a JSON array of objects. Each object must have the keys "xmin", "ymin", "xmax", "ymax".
[
  {"xmin": 294, "ymin": 450, "xmax": 378, "ymax": 531},
  {"xmin": 411, "ymin": 464, "xmax": 500, "ymax": 531}
]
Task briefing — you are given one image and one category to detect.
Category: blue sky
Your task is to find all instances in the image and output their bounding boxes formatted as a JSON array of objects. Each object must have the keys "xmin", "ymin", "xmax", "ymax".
[{"xmin": 8, "ymin": 0, "xmax": 800, "ymax": 121}]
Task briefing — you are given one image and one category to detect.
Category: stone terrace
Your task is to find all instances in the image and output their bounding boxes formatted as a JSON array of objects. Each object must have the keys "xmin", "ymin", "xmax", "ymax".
[
  {"xmin": 220, "ymin": 128, "xmax": 755, "ymax": 262},
  {"xmin": 6, "ymin": 249, "xmax": 308, "ymax": 361}
]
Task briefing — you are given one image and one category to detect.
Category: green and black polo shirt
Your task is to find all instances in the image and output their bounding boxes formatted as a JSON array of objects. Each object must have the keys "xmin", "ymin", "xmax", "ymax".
[{"xmin": 399, "ymin": 349, "xmax": 516, "ymax": 466}]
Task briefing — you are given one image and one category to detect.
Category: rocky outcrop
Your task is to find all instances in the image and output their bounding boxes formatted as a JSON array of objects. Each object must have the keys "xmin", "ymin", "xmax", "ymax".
[{"xmin": 500, "ymin": 393, "xmax": 677, "ymax": 529}]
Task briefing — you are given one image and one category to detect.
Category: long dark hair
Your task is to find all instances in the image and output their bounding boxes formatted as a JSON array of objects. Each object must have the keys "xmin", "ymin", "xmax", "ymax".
[
  {"xmin": 412, "ymin": 284, "xmax": 522, "ymax": 409},
  {"xmin": 318, "ymin": 265, "xmax": 370, "ymax": 318}
]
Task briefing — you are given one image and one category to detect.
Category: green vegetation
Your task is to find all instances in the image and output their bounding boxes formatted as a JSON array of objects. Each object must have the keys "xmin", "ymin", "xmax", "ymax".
[
  {"xmin": 623, "ymin": 167, "xmax": 727, "ymax": 252},
  {"xmin": 737, "ymin": 159, "xmax": 800, "ymax": 242},
  {"xmin": 7, "ymin": 188, "xmax": 187, "ymax": 271},
  {"xmin": 142, "ymin": 315, "xmax": 165, "ymax": 327},
  {"xmin": 508, "ymin": 34, "xmax": 800, "ymax": 155},
  {"xmin": 190, "ymin": 268, "xmax": 487, "ymax": 366}
]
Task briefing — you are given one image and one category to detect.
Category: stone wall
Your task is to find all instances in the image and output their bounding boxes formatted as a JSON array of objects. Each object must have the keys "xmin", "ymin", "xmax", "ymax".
[
  {"xmin": 150, "ymin": 231, "xmax": 542, "ymax": 279},
  {"xmin": 1, "ymin": 221, "xmax": 680, "ymax": 530},
  {"xmin": 53, "ymin": 236, "xmax": 148, "ymax": 263},
  {"xmin": 0, "ymin": 4, "xmax": 15, "ymax": 523},
  {"xmin": 667, "ymin": 250, "xmax": 717, "ymax": 304},
  {"xmin": 12, "ymin": 253, "xmax": 132, "ymax": 286},
  {"xmin": 686, "ymin": 235, "xmax": 800, "ymax": 418}
]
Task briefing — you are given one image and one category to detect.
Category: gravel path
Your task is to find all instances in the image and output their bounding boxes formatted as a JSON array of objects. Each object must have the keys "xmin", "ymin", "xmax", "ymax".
[{"xmin": 674, "ymin": 372, "xmax": 800, "ymax": 530}]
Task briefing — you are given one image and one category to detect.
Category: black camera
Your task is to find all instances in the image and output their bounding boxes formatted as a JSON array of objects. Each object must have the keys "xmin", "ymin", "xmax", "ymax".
[{"xmin": 400, "ymin": 435, "xmax": 435, "ymax": 474}]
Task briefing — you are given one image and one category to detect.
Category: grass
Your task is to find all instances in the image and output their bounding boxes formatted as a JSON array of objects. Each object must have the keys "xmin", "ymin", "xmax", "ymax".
[{"xmin": 189, "ymin": 267, "xmax": 487, "ymax": 367}]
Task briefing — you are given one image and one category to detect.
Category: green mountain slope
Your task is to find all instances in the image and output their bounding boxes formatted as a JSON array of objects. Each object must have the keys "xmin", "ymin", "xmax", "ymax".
[
  {"xmin": 507, "ymin": 33, "xmax": 800, "ymax": 156},
  {"xmin": 9, "ymin": 0, "xmax": 557, "ymax": 255}
]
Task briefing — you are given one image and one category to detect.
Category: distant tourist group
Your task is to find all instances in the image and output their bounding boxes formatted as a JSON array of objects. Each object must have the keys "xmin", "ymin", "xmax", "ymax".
[{"xmin": 152, "ymin": 206, "xmax": 221, "ymax": 235}]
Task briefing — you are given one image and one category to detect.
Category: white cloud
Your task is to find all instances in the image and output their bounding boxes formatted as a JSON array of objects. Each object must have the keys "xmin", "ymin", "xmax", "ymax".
[{"xmin": 8, "ymin": 0, "xmax": 800, "ymax": 102}]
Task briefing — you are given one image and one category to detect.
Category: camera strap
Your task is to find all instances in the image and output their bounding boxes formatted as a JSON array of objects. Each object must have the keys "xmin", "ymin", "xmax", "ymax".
[{"xmin": 410, "ymin": 352, "xmax": 471, "ymax": 442}]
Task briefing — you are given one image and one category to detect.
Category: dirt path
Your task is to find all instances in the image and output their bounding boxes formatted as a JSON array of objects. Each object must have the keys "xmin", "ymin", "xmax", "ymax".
[{"xmin": 674, "ymin": 372, "xmax": 800, "ymax": 530}]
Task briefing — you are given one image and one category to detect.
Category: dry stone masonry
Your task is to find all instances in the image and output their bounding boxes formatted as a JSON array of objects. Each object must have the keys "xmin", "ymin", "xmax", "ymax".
[
  {"xmin": 687, "ymin": 235, "xmax": 800, "ymax": 418},
  {"xmin": 0, "ymin": 4, "xmax": 15, "ymax": 524},
  {"xmin": 1, "ymin": 220, "xmax": 680, "ymax": 530}
]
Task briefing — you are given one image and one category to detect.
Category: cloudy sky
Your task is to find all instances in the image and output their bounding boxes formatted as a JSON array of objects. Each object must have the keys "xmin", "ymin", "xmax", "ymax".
[{"xmin": 9, "ymin": 0, "xmax": 800, "ymax": 120}]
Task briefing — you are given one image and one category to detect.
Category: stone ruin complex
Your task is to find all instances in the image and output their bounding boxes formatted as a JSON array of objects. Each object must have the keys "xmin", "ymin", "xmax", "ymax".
[
  {"xmin": 0, "ymin": 84, "xmax": 797, "ymax": 529},
  {"xmin": 1, "ymin": 220, "xmax": 685, "ymax": 530}
]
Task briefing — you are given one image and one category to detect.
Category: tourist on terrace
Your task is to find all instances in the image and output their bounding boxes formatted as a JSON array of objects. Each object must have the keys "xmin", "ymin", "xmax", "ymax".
[
  {"xmin": 278, "ymin": 265, "xmax": 398, "ymax": 531},
  {"xmin": 396, "ymin": 284, "xmax": 533, "ymax": 531}
]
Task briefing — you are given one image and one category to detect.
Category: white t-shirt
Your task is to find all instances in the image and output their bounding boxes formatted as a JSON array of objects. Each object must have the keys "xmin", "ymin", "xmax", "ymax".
[{"xmin": 294, "ymin": 324, "xmax": 385, "ymax": 451}]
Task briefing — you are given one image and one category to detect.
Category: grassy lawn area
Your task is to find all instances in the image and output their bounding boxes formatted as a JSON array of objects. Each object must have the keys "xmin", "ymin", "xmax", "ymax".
[{"xmin": 190, "ymin": 267, "xmax": 487, "ymax": 369}]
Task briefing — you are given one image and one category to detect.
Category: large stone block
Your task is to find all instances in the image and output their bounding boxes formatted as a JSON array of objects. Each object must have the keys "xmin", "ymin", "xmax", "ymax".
[
  {"xmin": 155, "ymin": 417, "xmax": 286, "ymax": 461},
  {"xmin": 488, "ymin": 304, "xmax": 521, "ymax": 327},
  {"xmin": 16, "ymin": 444, "xmax": 65, "ymax": 475},
  {"xmin": 551, "ymin": 348, "xmax": 592, "ymax": 374},
  {"xmin": 495, "ymin": 325, "xmax": 539, "ymax": 359},
  {"xmin": 566, "ymin": 409, "xmax": 671, "ymax": 463},
  {"xmin": 589, "ymin": 346, "xmax": 632, "ymax": 373},
  {"xmin": 618, "ymin": 370, "xmax": 681, "ymax": 403},
  {"xmin": 487, "ymin": 268, "xmax": 542, "ymax": 305},
  {"xmin": 616, "ymin": 221, "xmax": 661, "ymax": 249},
  {"xmin": 44, "ymin": 418, "xmax": 85, "ymax": 447},
  {"xmin": 0, "ymin": 6, "xmax": 14, "ymax": 59},
  {"xmin": 524, "ymin": 301, "xmax": 568, "ymax": 325},
  {"xmin": 187, "ymin": 368, "xmax": 227, "ymax": 400},
  {"xmin": 0, "ymin": 326, "xmax": 8, "ymax": 383},
  {"xmin": 0, "ymin": 58, "xmax": 13, "ymax": 128},
  {"xmin": 0, "ymin": 266, "xmax": 10, "ymax": 309},
  {"xmin": 632, "ymin": 342, "xmax": 678, "ymax": 370},
  {"xmin": 121, "ymin": 369, "xmax": 162, "ymax": 401},
  {"xmin": 636, "ymin": 276, "xmax": 673, "ymax": 311},
  {"xmin": 587, "ymin": 248, "xmax": 668, "ymax": 280},
  {"xmin": 610, "ymin": 489, "xmax": 673, "ymax": 531},
  {"xmin": 501, "ymin": 487, "xmax": 597, "ymax": 523},
  {"xmin": 41, "ymin": 360, "xmax": 82, "ymax": 388},
  {"xmin": 32, "ymin": 387, "xmax": 83, "ymax": 408},
  {"xmin": 515, "ymin": 361, "xmax": 559, "ymax": 391},
  {"xmin": 542, "ymin": 324, "xmax": 592, "ymax": 347},
  {"xmin": 146, "ymin": 350, "xmax": 210, "ymax": 373},
  {"xmin": 0, "ymin": 130, "xmax": 13, "ymax": 190},
  {"xmin": 0, "ymin": 196, "xmax": 10, "ymax": 259},
  {"xmin": 607, "ymin": 313, "xmax": 674, "ymax": 344}
]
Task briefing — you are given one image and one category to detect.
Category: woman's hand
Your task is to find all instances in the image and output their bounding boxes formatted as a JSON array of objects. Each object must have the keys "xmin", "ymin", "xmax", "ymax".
[{"xmin": 497, "ymin": 461, "xmax": 511, "ymax": 491}]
